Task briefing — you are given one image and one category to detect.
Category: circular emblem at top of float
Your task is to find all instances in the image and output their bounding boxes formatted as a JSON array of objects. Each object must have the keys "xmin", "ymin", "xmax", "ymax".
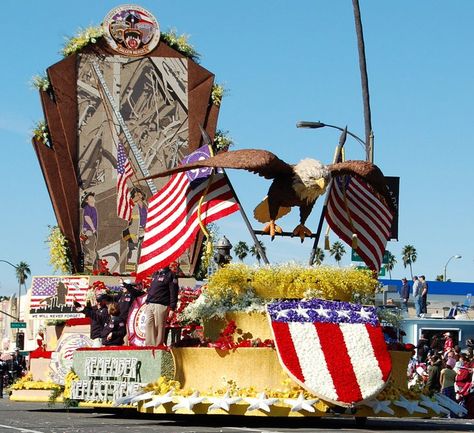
[{"xmin": 103, "ymin": 4, "xmax": 160, "ymax": 57}]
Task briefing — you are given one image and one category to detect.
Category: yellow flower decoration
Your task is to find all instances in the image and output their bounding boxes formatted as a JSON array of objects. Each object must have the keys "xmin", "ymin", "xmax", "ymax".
[
  {"xmin": 11, "ymin": 373, "xmax": 61, "ymax": 391},
  {"xmin": 46, "ymin": 225, "xmax": 72, "ymax": 274},
  {"xmin": 63, "ymin": 370, "xmax": 79, "ymax": 399},
  {"xmin": 207, "ymin": 263, "xmax": 378, "ymax": 303}
]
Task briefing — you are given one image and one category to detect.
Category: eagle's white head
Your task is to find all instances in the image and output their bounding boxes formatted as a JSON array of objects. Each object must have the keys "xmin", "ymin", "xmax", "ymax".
[{"xmin": 292, "ymin": 158, "xmax": 331, "ymax": 202}]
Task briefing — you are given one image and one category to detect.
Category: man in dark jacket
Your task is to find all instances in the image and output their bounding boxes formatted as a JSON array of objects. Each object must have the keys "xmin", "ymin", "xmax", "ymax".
[
  {"xmin": 144, "ymin": 266, "xmax": 178, "ymax": 346},
  {"xmin": 426, "ymin": 355, "xmax": 442, "ymax": 395},
  {"xmin": 75, "ymin": 294, "xmax": 110, "ymax": 347},
  {"xmin": 400, "ymin": 278, "xmax": 410, "ymax": 313},
  {"xmin": 116, "ymin": 279, "xmax": 144, "ymax": 321},
  {"xmin": 101, "ymin": 303, "xmax": 127, "ymax": 346}
]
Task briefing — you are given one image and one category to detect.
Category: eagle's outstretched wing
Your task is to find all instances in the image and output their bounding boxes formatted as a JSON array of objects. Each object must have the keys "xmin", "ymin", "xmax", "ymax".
[
  {"xmin": 328, "ymin": 160, "xmax": 394, "ymax": 212},
  {"xmin": 141, "ymin": 149, "xmax": 294, "ymax": 181}
]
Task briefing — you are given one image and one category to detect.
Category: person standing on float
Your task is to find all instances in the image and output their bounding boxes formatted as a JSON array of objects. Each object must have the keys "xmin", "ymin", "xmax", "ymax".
[
  {"xmin": 144, "ymin": 265, "xmax": 178, "ymax": 346},
  {"xmin": 75, "ymin": 294, "xmax": 110, "ymax": 347},
  {"xmin": 80, "ymin": 192, "xmax": 99, "ymax": 269}
]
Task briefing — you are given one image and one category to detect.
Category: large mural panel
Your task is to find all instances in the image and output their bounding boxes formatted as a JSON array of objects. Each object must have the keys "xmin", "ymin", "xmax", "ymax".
[
  {"xmin": 77, "ymin": 55, "xmax": 189, "ymax": 273},
  {"xmin": 34, "ymin": 5, "xmax": 219, "ymax": 275}
]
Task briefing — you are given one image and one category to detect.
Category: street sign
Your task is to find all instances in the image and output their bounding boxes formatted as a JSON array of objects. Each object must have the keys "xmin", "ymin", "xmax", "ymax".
[
  {"xmin": 352, "ymin": 249, "xmax": 390, "ymax": 265},
  {"xmin": 10, "ymin": 322, "xmax": 26, "ymax": 329}
]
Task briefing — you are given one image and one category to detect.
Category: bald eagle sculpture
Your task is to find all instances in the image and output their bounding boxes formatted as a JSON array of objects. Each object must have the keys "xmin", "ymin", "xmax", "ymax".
[{"xmin": 143, "ymin": 149, "xmax": 392, "ymax": 241}]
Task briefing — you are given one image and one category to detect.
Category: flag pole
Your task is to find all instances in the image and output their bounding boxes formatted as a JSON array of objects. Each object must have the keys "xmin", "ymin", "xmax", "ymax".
[
  {"xmin": 308, "ymin": 127, "xmax": 347, "ymax": 266},
  {"xmin": 222, "ymin": 171, "xmax": 270, "ymax": 265},
  {"xmin": 196, "ymin": 125, "xmax": 269, "ymax": 265}
]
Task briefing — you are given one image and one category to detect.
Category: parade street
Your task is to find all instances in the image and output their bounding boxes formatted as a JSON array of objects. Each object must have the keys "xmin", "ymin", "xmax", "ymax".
[{"xmin": 0, "ymin": 400, "xmax": 473, "ymax": 433}]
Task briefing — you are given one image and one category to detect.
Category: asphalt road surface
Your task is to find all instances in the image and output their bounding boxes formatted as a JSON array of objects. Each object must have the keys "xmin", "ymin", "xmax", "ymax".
[{"xmin": 1, "ymin": 399, "xmax": 474, "ymax": 433}]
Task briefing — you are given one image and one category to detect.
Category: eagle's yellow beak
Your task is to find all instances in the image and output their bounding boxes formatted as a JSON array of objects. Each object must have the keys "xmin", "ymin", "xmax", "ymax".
[{"xmin": 315, "ymin": 177, "xmax": 327, "ymax": 192}]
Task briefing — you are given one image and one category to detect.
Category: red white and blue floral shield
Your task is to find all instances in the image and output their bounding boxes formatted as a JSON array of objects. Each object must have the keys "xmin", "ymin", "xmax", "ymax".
[{"xmin": 267, "ymin": 299, "xmax": 392, "ymax": 407}]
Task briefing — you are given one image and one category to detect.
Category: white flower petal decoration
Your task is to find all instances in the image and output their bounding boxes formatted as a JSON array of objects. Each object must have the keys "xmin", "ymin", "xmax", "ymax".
[
  {"xmin": 245, "ymin": 392, "xmax": 279, "ymax": 413},
  {"xmin": 283, "ymin": 392, "xmax": 319, "ymax": 413},
  {"xmin": 113, "ymin": 391, "xmax": 144, "ymax": 406},
  {"xmin": 130, "ymin": 391, "xmax": 155, "ymax": 404},
  {"xmin": 419, "ymin": 395, "xmax": 450, "ymax": 416},
  {"xmin": 434, "ymin": 393, "xmax": 467, "ymax": 417},
  {"xmin": 172, "ymin": 391, "xmax": 205, "ymax": 411},
  {"xmin": 143, "ymin": 390, "xmax": 175, "ymax": 409},
  {"xmin": 393, "ymin": 396, "xmax": 427, "ymax": 415},
  {"xmin": 363, "ymin": 399, "xmax": 394, "ymax": 415},
  {"xmin": 207, "ymin": 391, "xmax": 242, "ymax": 411}
]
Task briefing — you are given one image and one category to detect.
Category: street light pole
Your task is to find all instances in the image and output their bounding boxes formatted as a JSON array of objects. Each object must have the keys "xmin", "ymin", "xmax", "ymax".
[
  {"xmin": 296, "ymin": 121, "xmax": 367, "ymax": 152},
  {"xmin": 0, "ymin": 259, "xmax": 20, "ymax": 320},
  {"xmin": 444, "ymin": 255, "xmax": 462, "ymax": 282},
  {"xmin": 352, "ymin": 0, "xmax": 373, "ymax": 162}
]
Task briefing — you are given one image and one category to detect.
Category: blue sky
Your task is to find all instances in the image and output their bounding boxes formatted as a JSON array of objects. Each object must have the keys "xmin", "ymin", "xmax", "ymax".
[{"xmin": 1, "ymin": 1, "xmax": 473, "ymax": 295}]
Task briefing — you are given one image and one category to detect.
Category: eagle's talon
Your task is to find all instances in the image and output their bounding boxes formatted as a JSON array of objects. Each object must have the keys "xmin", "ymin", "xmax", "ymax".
[
  {"xmin": 292, "ymin": 224, "xmax": 312, "ymax": 243},
  {"xmin": 262, "ymin": 221, "xmax": 282, "ymax": 240}
]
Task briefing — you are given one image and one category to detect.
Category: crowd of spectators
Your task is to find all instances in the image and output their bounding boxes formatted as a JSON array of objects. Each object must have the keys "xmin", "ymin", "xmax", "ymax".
[{"xmin": 410, "ymin": 332, "xmax": 474, "ymax": 417}]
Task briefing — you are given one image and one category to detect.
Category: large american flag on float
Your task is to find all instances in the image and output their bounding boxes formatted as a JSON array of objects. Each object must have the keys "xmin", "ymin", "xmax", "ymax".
[
  {"xmin": 29, "ymin": 277, "xmax": 89, "ymax": 309},
  {"xmin": 116, "ymin": 142, "xmax": 134, "ymax": 221},
  {"xmin": 137, "ymin": 145, "xmax": 239, "ymax": 278},
  {"xmin": 325, "ymin": 174, "xmax": 393, "ymax": 272},
  {"xmin": 268, "ymin": 299, "xmax": 392, "ymax": 406}
]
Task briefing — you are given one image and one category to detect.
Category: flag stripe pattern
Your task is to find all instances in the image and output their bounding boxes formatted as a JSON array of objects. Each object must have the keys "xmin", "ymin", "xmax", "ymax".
[
  {"xmin": 137, "ymin": 171, "xmax": 239, "ymax": 278},
  {"xmin": 268, "ymin": 299, "xmax": 392, "ymax": 406},
  {"xmin": 117, "ymin": 143, "xmax": 134, "ymax": 221},
  {"xmin": 326, "ymin": 175, "xmax": 393, "ymax": 271},
  {"xmin": 30, "ymin": 277, "xmax": 90, "ymax": 309}
]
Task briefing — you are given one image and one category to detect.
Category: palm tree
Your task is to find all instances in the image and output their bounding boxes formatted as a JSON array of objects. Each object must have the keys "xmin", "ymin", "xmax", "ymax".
[
  {"xmin": 16, "ymin": 261, "xmax": 31, "ymax": 292},
  {"xmin": 384, "ymin": 251, "xmax": 397, "ymax": 279},
  {"xmin": 234, "ymin": 241, "xmax": 249, "ymax": 262},
  {"xmin": 401, "ymin": 245, "xmax": 417, "ymax": 279},
  {"xmin": 250, "ymin": 241, "xmax": 266, "ymax": 265},
  {"xmin": 15, "ymin": 261, "xmax": 30, "ymax": 321},
  {"xmin": 313, "ymin": 247, "xmax": 325, "ymax": 266},
  {"xmin": 330, "ymin": 241, "xmax": 346, "ymax": 266}
]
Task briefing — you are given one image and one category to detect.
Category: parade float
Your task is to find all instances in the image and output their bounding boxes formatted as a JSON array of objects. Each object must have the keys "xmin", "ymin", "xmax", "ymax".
[{"xmin": 14, "ymin": 4, "xmax": 467, "ymax": 424}]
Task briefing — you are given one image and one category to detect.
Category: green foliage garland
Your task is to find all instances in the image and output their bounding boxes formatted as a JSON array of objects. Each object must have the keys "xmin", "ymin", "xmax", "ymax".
[
  {"xmin": 62, "ymin": 26, "xmax": 104, "ymax": 57},
  {"xmin": 211, "ymin": 84, "xmax": 226, "ymax": 106},
  {"xmin": 161, "ymin": 29, "xmax": 200, "ymax": 62},
  {"xmin": 31, "ymin": 74, "xmax": 50, "ymax": 92},
  {"xmin": 213, "ymin": 130, "xmax": 234, "ymax": 152}
]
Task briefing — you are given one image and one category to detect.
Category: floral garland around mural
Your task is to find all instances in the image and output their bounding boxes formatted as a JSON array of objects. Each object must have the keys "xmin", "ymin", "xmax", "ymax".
[
  {"xmin": 46, "ymin": 226, "xmax": 72, "ymax": 274},
  {"xmin": 33, "ymin": 120, "xmax": 50, "ymax": 147}
]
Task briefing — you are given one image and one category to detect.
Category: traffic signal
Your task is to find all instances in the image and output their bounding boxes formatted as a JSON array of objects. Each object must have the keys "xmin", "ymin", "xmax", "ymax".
[{"xmin": 16, "ymin": 331, "xmax": 24, "ymax": 351}]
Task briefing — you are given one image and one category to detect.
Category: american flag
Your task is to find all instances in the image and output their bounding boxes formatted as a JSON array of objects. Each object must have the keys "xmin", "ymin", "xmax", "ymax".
[
  {"xmin": 325, "ymin": 174, "xmax": 393, "ymax": 272},
  {"xmin": 137, "ymin": 145, "xmax": 239, "ymax": 278},
  {"xmin": 116, "ymin": 142, "xmax": 134, "ymax": 221},
  {"xmin": 29, "ymin": 277, "xmax": 90, "ymax": 309}
]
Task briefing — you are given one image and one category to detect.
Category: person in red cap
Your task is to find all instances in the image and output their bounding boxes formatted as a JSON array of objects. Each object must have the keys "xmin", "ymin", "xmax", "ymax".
[{"xmin": 444, "ymin": 332, "xmax": 454, "ymax": 355}]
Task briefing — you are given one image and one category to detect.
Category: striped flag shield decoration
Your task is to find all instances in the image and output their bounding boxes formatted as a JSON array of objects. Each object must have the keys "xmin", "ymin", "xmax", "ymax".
[
  {"xmin": 137, "ymin": 145, "xmax": 239, "ymax": 278},
  {"xmin": 267, "ymin": 299, "xmax": 392, "ymax": 407},
  {"xmin": 325, "ymin": 174, "xmax": 393, "ymax": 272}
]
